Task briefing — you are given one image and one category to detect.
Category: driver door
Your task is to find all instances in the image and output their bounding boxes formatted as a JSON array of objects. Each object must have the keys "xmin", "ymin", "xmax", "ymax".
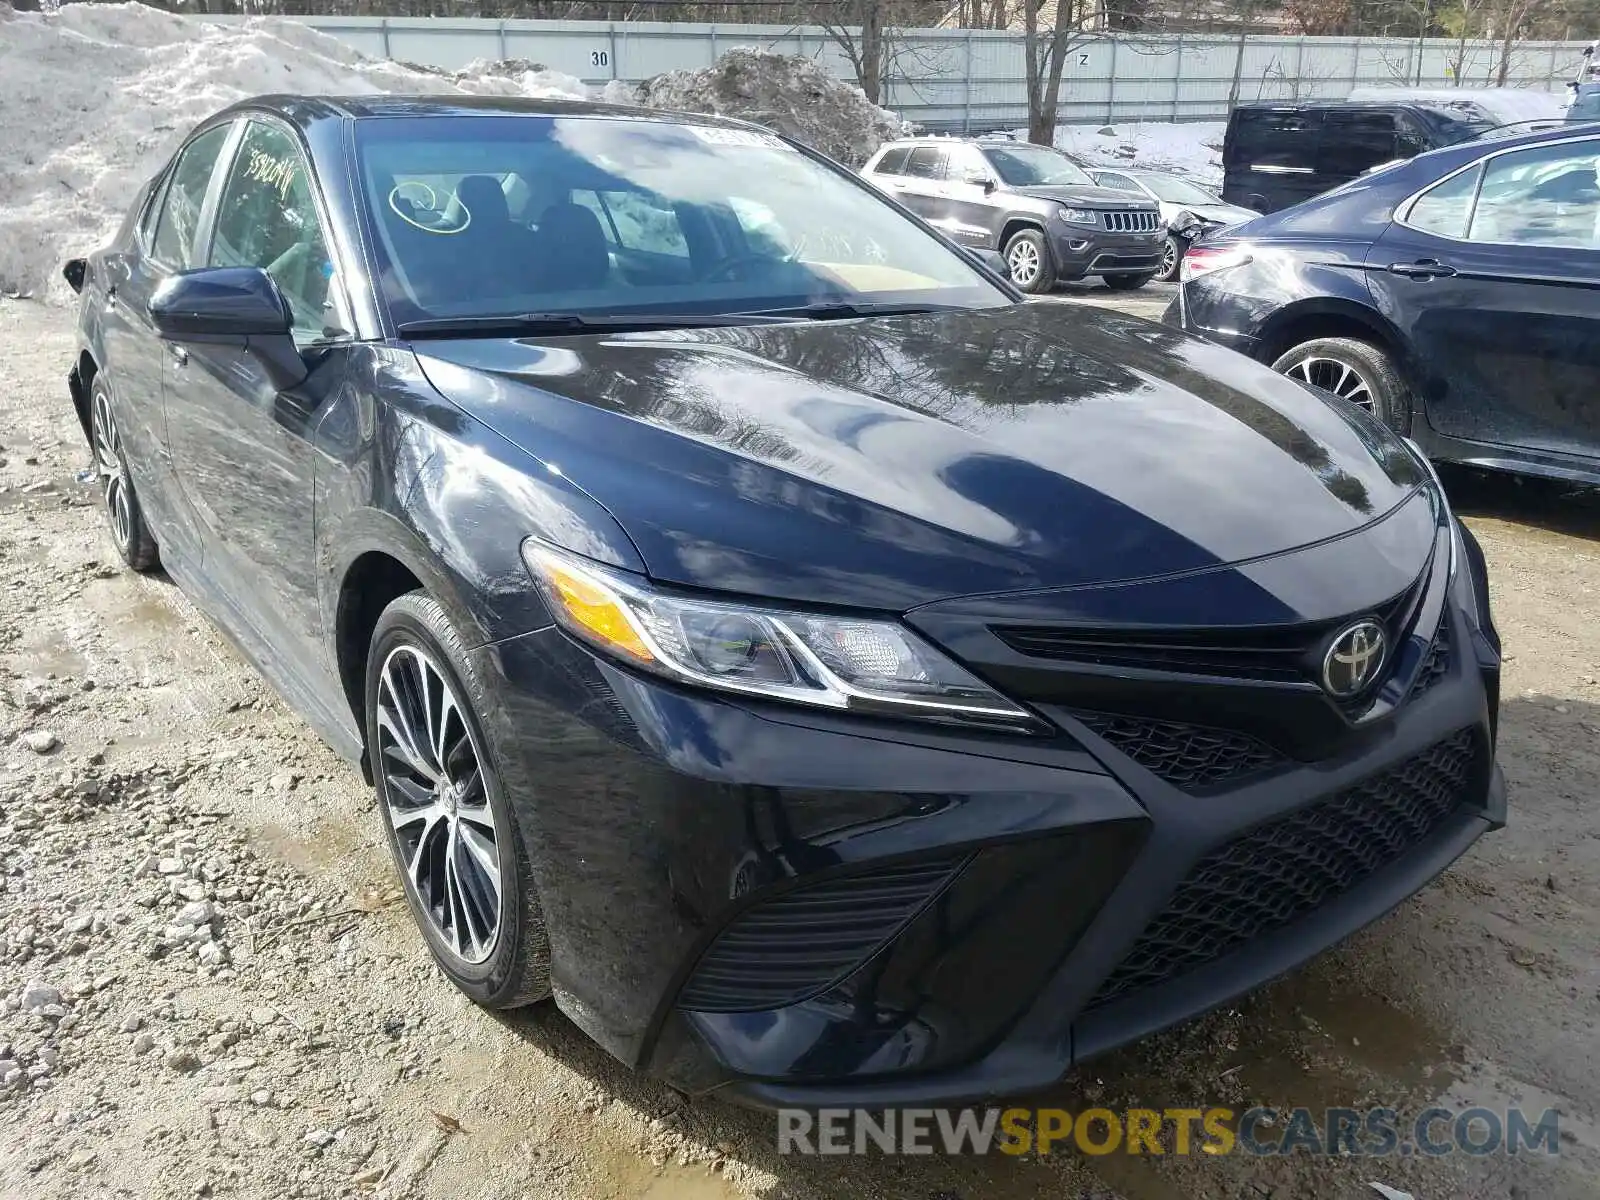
[
  {"xmin": 162, "ymin": 117, "xmax": 353, "ymax": 685},
  {"xmin": 940, "ymin": 145, "xmax": 1004, "ymax": 250}
]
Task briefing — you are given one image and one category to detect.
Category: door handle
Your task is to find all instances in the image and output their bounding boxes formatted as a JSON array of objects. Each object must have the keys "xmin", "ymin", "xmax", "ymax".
[
  {"xmin": 1387, "ymin": 260, "xmax": 1457, "ymax": 279},
  {"xmin": 168, "ymin": 344, "xmax": 189, "ymax": 367}
]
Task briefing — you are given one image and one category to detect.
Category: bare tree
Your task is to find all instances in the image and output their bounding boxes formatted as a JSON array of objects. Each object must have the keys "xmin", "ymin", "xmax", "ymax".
[{"xmin": 1020, "ymin": 0, "xmax": 1105, "ymax": 145}]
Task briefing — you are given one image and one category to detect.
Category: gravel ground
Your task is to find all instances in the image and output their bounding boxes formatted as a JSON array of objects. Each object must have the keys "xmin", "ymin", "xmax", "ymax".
[{"xmin": 0, "ymin": 294, "xmax": 1596, "ymax": 1200}]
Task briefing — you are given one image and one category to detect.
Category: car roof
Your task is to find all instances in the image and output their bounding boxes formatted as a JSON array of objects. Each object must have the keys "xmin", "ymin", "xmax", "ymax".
[{"xmin": 212, "ymin": 93, "xmax": 761, "ymax": 132}]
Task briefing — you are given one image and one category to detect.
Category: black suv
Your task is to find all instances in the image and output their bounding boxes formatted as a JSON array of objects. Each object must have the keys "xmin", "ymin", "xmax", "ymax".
[
  {"xmin": 862, "ymin": 136, "xmax": 1164, "ymax": 292},
  {"xmin": 1223, "ymin": 100, "xmax": 1494, "ymax": 214}
]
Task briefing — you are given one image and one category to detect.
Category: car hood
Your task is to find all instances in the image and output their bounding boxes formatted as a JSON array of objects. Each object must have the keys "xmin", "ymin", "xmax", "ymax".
[
  {"xmin": 1011, "ymin": 184, "xmax": 1154, "ymax": 209},
  {"xmin": 1184, "ymin": 201, "xmax": 1259, "ymax": 225},
  {"xmin": 412, "ymin": 303, "xmax": 1428, "ymax": 611}
]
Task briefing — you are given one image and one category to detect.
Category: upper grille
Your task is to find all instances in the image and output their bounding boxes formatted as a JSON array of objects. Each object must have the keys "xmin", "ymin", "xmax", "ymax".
[
  {"xmin": 1104, "ymin": 210, "xmax": 1161, "ymax": 232},
  {"xmin": 677, "ymin": 855, "xmax": 965, "ymax": 1012},
  {"xmin": 1086, "ymin": 729, "xmax": 1477, "ymax": 1009},
  {"xmin": 1072, "ymin": 711, "xmax": 1282, "ymax": 791},
  {"xmin": 1408, "ymin": 618, "xmax": 1452, "ymax": 700}
]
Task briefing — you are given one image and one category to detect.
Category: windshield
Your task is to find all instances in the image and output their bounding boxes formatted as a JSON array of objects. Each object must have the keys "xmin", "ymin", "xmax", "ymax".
[
  {"xmin": 1571, "ymin": 93, "xmax": 1600, "ymax": 120},
  {"xmin": 354, "ymin": 115, "xmax": 1008, "ymax": 324},
  {"xmin": 981, "ymin": 144, "xmax": 1094, "ymax": 188},
  {"xmin": 1135, "ymin": 175, "xmax": 1221, "ymax": 205}
]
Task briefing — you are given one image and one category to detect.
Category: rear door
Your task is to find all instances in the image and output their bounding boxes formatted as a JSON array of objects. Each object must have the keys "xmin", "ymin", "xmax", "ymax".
[
  {"xmin": 1368, "ymin": 134, "xmax": 1600, "ymax": 461},
  {"xmin": 894, "ymin": 145, "xmax": 949, "ymax": 220},
  {"xmin": 100, "ymin": 120, "xmax": 238, "ymax": 564},
  {"xmin": 1224, "ymin": 108, "xmax": 1324, "ymax": 213}
]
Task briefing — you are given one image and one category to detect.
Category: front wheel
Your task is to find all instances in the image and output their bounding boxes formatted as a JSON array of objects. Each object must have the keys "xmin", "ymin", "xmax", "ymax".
[
  {"xmin": 1270, "ymin": 336, "xmax": 1412, "ymax": 435},
  {"xmin": 1003, "ymin": 228, "xmax": 1057, "ymax": 294},
  {"xmin": 1155, "ymin": 235, "xmax": 1183, "ymax": 282},
  {"xmin": 89, "ymin": 379, "xmax": 158, "ymax": 572},
  {"xmin": 1102, "ymin": 271, "xmax": 1157, "ymax": 291},
  {"xmin": 365, "ymin": 592, "xmax": 552, "ymax": 1009}
]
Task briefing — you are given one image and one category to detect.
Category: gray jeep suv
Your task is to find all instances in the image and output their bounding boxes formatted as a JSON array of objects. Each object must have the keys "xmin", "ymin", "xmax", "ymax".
[{"xmin": 862, "ymin": 136, "xmax": 1164, "ymax": 292}]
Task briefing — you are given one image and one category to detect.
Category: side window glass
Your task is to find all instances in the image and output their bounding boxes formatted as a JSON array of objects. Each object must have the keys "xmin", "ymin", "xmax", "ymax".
[
  {"xmin": 1097, "ymin": 174, "xmax": 1137, "ymax": 192},
  {"xmin": 1469, "ymin": 141, "xmax": 1600, "ymax": 247},
  {"xmin": 875, "ymin": 147, "xmax": 910, "ymax": 176},
  {"xmin": 150, "ymin": 124, "xmax": 232, "ymax": 270},
  {"xmin": 944, "ymin": 145, "xmax": 989, "ymax": 183},
  {"xmin": 1406, "ymin": 164, "xmax": 1482, "ymax": 239},
  {"xmin": 1234, "ymin": 110, "xmax": 1320, "ymax": 169},
  {"xmin": 1317, "ymin": 112, "xmax": 1399, "ymax": 178},
  {"xmin": 905, "ymin": 147, "xmax": 946, "ymax": 180},
  {"xmin": 209, "ymin": 121, "xmax": 338, "ymax": 340}
]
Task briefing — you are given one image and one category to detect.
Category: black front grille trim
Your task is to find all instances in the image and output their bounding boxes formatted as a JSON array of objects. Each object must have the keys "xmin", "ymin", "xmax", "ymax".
[
  {"xmin": 1408, "ymin": 617, "xmax": 1451, "ymax": 700},
  {"xmin": 677, "ymin": 855, "xmax": 967, "ymax": 1012},
  {"xmin": 1072, "ymin": 711, "xmax": 1284, "ymax": 791},
  {"xmin": 1086, "ymin": 728, "xmax": 1478, "ymax": 1009}
]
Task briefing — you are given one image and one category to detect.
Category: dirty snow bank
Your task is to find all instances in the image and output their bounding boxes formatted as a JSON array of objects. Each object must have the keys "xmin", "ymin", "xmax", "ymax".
[
  {"xmin": 0, "ymin": 2, "xmax": 593, "ymax": 304},
  {"xmin": 634, "ymin": 48, "xmax": 902, "ymax": 168},
  {"xmin": 1022, "ymin": 122, "xmax": 1226, "ymax": 186}
]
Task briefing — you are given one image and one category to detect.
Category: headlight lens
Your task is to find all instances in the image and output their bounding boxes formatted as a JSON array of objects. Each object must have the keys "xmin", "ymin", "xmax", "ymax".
[
  {"xmin": 1055, "ymin": 206, "xmax": 1098, "ymax": 225},
  {"xmin": 522, "ymin": 541, "xmax": 1036, "ymax": 731}
]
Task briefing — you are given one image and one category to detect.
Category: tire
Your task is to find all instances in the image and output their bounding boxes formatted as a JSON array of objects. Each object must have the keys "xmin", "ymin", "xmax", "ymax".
[
  {"xmin": 1270, "ymin": 336, "xmax": 1412, "ymax": 435},
  {"xmin": 1155, "ymin": 234, "xmax": 1182, "ymax": 282},
  {"xmin": 1003, "ymin": 228, "xmax": 1057, "ymax": 294},
  {"xmin": 365, "ymin": 591, "xmax": 552, "ymax": 1009},
  {"xmin": 1102, "ymin": 271, "xmax": 1157, "ymax": 291},
  {"xmin": 89, "ymin": 378, "xmax": 159, "ymax": 572}
]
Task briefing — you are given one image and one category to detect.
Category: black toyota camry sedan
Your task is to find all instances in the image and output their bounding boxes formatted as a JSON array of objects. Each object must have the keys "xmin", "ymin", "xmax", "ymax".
[
  {"xmin": 65, "ymin": 95, "xmax": 1503, "ymax": 1106},
  {"xmin": 1166, "ymin": 121, "xmax": 1600, "ymax": 486}
]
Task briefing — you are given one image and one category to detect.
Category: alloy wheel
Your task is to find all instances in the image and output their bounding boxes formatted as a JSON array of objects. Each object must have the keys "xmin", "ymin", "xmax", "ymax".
[
  {"xmin": 1282, "ymin": 354, "xmax": 1375, "ymax": 413},
  {"xmin": 1160, "ymin": 238, "xmax": 1179, "ymax": 279},
  {"xmin": 1007, "ymin": 240, "xmax": 1041, "ymax": 287},
  {"xmin": 92, "ymin": 389, "xmax": 132, "ymax": 551},
  {"xmin": 375, "ymin": 644, "xmax": 502, "ymax": 965}
]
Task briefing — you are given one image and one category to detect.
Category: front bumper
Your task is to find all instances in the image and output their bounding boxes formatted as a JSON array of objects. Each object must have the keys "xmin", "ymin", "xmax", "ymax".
[
  {"xmin": 466, "ymin": 544, "xmax": 1502, "ymax": 1107},
  {"xmin": 1050, "ymin": 224, "xmax": 1165, "ymax": 279}
]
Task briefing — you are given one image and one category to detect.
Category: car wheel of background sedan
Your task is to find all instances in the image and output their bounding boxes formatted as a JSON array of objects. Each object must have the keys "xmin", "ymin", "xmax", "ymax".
[
  {"xmin": 1103, "ymin": 271, "xmax": 1157, "ymax": 291},
  {"xmin": 365, "ymin": 592, "xmax": 552, "ymax": 1009},
  {"xmin": 1155, "ymin": 235, "xmax": 1182, "ymax": 283},
  {"xmin": 1004, "ymin": 228, "xmax": 1056, "ymax": 294},
  {"xmin": 1271, "ymin": 336, "xmax": 1412, "ymax": 435},
  {"xmin": 89, "ymin": 378, "xmax": 159, "ymax": 572}
]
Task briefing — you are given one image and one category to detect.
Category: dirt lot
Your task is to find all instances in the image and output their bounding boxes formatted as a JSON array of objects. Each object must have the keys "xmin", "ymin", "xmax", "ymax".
[{"xmin": 0, "ymin": 291, "xmax": 1596, "ymax": 1200}]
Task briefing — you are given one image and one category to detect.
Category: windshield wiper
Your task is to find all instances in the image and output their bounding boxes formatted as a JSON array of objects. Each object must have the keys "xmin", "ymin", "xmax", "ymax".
[
  {"xmin": 745, "ymin": 301, "xmax": 971, "ymax": 322},
  {"xmin": 396, "ymin": 311, "xmax": 804, "ymax": 338}
]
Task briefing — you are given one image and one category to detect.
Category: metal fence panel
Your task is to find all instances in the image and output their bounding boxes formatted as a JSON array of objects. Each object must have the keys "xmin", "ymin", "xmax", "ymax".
[{"xmin": 210, "ymin": 16, "xmax": 1590, "ymax": 133}]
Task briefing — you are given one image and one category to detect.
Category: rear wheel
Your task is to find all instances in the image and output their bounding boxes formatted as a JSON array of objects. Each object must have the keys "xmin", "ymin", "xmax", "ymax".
[
  {"xmin": 366, "ymin": 592, "xmax": 552, "ymax": 1009},
  {"xmin": 89, "ymin": 379, "xmax": 158, "ymax": 572},
  {"xmin": 1003, "ymin": 228, "xmax": 1056, "ymax": 294},
  {"xmin": 1270, "ymin": 336, "xmax": 1411, "ymax": 435},
  {"xmin": 1102, "ymin": 271, "xmax": 1157, "ymax": 291},
  {"xmin": 1155, "ymin": 235, "xmax": 1182, "ymax": 282}
]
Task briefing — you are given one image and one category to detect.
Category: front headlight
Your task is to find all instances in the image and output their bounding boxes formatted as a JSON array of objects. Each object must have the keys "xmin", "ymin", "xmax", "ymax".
[
  {"xmin": 521, "ymin": 540, "xmax": 1036, "ymax": 731},
  {"xmin": 1055, "ymin": 206, "xmax": 1098, "ymax": 225}
]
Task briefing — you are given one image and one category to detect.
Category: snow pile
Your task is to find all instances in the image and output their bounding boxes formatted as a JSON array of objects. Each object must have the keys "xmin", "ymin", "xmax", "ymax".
[
  {"xmin": 1347, "ymin": 86, "xmax": 1568, "ymax": 125},
  {"xmin": 633, "ymin": 49, "xmax": 902, "ymax": 168},
  {"xmin": 0, "ymin": 2, "xmax": 591, "ymax": 303},
  {"xmin": 1034, "ymin": 122, "xmax": 1226, "ymax": 187}
]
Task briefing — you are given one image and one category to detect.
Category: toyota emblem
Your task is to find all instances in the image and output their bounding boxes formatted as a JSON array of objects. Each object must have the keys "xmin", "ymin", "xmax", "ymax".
[{"xmin": 1322, "ymin": 620, "xmax": 1387, "ymax": 698}]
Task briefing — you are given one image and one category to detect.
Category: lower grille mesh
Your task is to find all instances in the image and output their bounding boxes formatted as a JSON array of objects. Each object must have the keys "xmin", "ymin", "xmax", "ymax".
[
  {"xmin": 678, "ymin": 856, "xmax": 965, "ymax": 1012},
  {"xmin": 1072, "ymin": 712, "xmax": 1283, "ymax": 791},
  {"xmin": 1087, "ymin": 729, "xmax": 1477, "ymax": 1009}
]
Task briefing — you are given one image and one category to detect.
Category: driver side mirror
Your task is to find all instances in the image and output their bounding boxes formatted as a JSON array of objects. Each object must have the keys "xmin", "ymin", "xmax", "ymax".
[
  {"xmin": 149, "ymin": 267, "xmax": 308, "ymax": 392},
  {"xmin": 964, "ymin": 172, "xmax": 998, "ymax": 193}
]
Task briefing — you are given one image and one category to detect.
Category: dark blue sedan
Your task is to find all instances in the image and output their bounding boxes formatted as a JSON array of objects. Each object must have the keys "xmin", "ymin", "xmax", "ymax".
[
  {"xmin": 1167, "ymin": 122, "xmax": 1600, "ymax": 485},
  {"xmin": 64, "ymin": 94, "xmax": 1503, "ymax": 1107}
]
